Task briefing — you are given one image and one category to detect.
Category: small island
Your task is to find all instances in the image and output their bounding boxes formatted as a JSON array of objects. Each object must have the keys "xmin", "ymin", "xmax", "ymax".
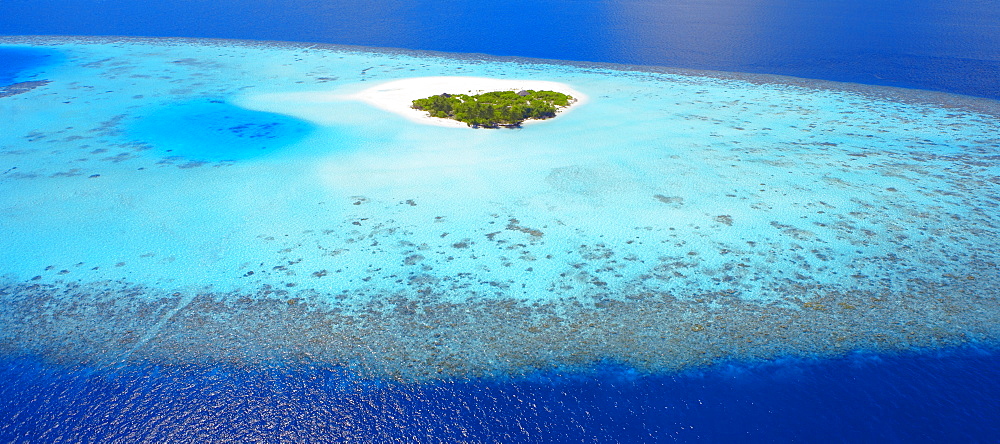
[{"xmin": 411, "ymin": 90, "xmax": 575, "ymax": 128}]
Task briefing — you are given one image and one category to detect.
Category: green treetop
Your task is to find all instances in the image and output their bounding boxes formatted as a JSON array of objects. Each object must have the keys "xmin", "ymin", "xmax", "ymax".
[{"xmin": 411, "ymin": 90, "xmax": 575, "ymax": 128}]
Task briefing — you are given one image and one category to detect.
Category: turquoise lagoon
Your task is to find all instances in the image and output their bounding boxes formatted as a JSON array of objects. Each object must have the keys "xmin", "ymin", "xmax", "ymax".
[{"xmin": 2, "ymin": 37, "xmax": 999, "ymax": 380}]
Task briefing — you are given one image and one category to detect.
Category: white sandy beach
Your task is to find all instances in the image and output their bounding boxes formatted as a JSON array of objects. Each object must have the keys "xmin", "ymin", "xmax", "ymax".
[
  {"xmin": 349, "ymin": 76, "xmax": 588, "ymax": 127},
  {"xmin": 236, "ymin": 76, "xmax": 587, "ymax": 128}
]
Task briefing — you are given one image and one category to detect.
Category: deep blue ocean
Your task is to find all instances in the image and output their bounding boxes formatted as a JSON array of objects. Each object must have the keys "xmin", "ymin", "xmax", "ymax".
[
  {"xmin": 3, "ymin": 0, "xmax": 1000, "ymax": 442},
  {"xmin": 2, "ymin": 348, "xmax": 998, "ymax": 442},
  {"xmin": 2, "ymin": 0, "xmax": 1000, "ymax": 99}
]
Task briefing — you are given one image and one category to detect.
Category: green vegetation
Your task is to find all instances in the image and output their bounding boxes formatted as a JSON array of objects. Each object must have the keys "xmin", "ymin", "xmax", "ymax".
[{"xmin": 411, "ymin": 90, "xmax": 574, "ymax": 128}]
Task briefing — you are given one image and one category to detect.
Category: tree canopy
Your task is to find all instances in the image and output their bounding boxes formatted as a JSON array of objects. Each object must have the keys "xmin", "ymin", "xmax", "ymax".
[{"xmin": 411, "ymin": 90, "xmax": 574, "ymax": 128}]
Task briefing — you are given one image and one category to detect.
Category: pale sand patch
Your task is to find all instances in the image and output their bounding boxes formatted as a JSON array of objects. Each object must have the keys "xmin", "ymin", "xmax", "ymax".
[
  {"xmin": 234, "ymin": 76, "xmax": 587, "ymax": 128},
  {"xmin": 350, "ymin": 76, "xmax": 588, "ymax": 128},
  {"xmin": 232, "ymin": 90, "xmax": 352, "ymax": 126}
]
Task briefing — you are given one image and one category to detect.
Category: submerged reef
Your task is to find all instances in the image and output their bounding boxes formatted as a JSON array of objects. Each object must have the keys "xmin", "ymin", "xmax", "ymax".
[
  {"xmin": 0, "ymin": 80, "xmax": 50, "ymax": 98},
  {"xmin": 2, "ymin": 273, "xmax": 998, "ymax": 382}
]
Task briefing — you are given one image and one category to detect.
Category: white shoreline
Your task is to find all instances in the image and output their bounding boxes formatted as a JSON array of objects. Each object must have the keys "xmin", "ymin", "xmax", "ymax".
[
  {"xmin": 234, "ymin": 76, "xmax": 588, "ymax": 128},
  {"xmin": 348, "ymin": 76, "xmax": 588, "ymax": 128}
]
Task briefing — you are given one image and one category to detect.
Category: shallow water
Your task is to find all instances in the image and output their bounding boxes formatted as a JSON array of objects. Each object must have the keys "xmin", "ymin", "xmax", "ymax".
[
  {"xmin": 130, "ymin": 98, "xmax": 315, "ymax": 161},
  {"xmin": 0, "ymin": 47, "xmax": 61, "ymax": 84},
  {"xmin": 2, "ymin": 36, "xmax": 999, "ymax": 440}
]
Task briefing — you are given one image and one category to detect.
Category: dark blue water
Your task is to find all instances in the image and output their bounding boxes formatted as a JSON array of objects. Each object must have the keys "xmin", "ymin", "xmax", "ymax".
[
  {"xmin": 2, "ymin": 347, "xmax": 998, "ymax": 442},
  {"xmin": 0, "ymin": 46, "xmax": 60, "ymax": 84},
  {"xmin": 1, "ymin": 0, "xmax": 999, "ymax": 99}
]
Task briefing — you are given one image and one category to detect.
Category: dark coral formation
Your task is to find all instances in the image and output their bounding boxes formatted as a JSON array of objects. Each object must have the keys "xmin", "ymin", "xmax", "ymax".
[
  {"xmin": 0, "ymin": 80, "xmax": 50, "ymax": 98},
  {"xmin": 2, "ymin": 274, "xmax": 997, "ymax": 382}
]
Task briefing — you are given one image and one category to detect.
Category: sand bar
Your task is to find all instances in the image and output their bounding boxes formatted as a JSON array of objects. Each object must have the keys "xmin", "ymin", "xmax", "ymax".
[
  {"xmin": 349, "ymin": 76, "xmax": 587, "ymax": 127},
  {"xmin": 237, "ymin": 76, "xmax": 586, "ymax": 128}
]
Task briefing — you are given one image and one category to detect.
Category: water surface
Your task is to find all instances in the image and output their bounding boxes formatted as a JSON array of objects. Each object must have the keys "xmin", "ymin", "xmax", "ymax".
[
  {"xmin": 2, "ymin": 1, "xmax": 1000, "ymax": 440},
  {"xmin": 2, "ymin": 0, "xmax": 999, "ymax": 98}
]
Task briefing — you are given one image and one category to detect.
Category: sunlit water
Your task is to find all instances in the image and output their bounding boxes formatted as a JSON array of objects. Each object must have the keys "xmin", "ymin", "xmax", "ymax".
[
  {"xmin": 2, "ymin": 37, "xmax": 999, "ymax": 440},
  {"xmin": 3, "ymin": 0, "xmax": 999, "ymax": 99}
]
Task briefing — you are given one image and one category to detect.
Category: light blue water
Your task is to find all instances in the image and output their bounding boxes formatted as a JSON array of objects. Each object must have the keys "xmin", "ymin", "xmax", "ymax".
[{"xmin": 2, "ymin": 37, "xmax": 1000, "ymax": 440}]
